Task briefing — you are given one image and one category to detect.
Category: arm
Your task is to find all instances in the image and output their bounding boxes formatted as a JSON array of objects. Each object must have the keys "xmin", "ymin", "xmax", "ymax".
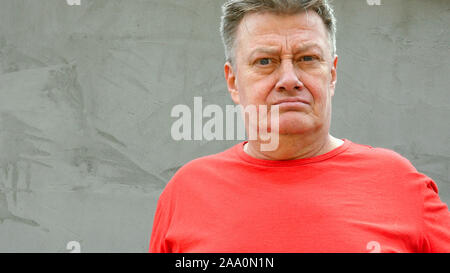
[
  {"xmin": 421, "ymin": 179, "xmax": 450, "ymax": 252},
  {"xmin": 149, "ymin": 192, "xmax": 171, "ymax": 253}
]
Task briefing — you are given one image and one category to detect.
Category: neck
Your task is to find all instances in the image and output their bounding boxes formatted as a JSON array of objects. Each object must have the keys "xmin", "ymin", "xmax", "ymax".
[{"xmin": 244, "ymin": 133, "xmax": 343, "ymax": 161}]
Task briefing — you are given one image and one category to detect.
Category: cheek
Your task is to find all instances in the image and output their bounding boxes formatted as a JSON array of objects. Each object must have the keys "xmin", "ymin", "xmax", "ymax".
[
  {"xmin": 238, "ymin": 73, "xmax": 275, "ymax": 105},
  {"xmin": 302, "ymin": 75, "xmax": 331, "ymax": 110}
]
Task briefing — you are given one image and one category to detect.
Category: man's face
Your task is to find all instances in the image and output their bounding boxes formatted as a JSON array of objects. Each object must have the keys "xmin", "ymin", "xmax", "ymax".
[{"xmin": 225, "ymin": 11, "xmax": 338, "ymax": 135}]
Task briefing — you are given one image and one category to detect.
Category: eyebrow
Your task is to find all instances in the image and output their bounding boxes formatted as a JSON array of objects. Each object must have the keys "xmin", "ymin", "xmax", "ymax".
[
  {"xmin": 292, "ymin": 43, "xmax": 324, "ymax": 55},
  {"xmin": 248, "ymin": 47, "xmax": 281, "ymax": 59},
  {"xmin": 248, "ymin": 43, "xmax": 324, "ymax": 59}
]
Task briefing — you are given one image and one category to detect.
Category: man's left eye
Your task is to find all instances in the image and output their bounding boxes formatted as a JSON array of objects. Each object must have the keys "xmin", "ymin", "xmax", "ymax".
[{"xmin": 300, "ymin": 56, "xmax": 317, "ymax": 62}]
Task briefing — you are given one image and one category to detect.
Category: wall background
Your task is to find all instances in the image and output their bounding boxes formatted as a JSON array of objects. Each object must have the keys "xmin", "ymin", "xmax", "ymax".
[{"xmin": 0, "ymin": 0, "xmax": 448, "ymax": 252}]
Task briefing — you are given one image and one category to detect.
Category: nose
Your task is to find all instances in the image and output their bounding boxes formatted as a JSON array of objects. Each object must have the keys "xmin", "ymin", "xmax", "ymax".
[{"xmin": 275, "ymin": 61, "xmax": 304, "ymax": 92}]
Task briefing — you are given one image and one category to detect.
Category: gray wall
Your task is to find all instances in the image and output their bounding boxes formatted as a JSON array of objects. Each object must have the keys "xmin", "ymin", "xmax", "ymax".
[{"xmin": 0, "ymin": 0, "xmax": 448, "ymax": 252}]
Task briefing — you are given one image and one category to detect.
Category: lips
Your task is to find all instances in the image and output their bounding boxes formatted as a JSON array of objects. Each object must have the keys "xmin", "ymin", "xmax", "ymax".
[{"xmin": 273, "ymin": 98, "xmax": 310, "ymax": 106}]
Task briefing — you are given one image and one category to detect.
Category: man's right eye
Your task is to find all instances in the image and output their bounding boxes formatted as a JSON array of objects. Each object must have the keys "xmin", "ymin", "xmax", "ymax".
[{"xmin": 258, "ymin": 58, "xmax": 271, "ymax": 65}]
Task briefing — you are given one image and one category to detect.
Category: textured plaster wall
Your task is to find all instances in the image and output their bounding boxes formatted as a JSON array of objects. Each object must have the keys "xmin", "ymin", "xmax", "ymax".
[{"xmin": 0, "ymin": 0, "xmax": 448, "ymax": 252}]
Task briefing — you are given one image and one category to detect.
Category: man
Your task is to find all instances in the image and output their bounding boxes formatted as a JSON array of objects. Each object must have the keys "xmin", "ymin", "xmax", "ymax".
[{"xmin": 149, "ymin": 0, "xmax": 450, "ymax": 253}]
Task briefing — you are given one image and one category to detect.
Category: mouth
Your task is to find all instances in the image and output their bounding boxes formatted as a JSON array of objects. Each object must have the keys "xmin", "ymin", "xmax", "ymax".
[{"xmin": 272, "ymin": 98, "xmax": 310, "ymax": 110}]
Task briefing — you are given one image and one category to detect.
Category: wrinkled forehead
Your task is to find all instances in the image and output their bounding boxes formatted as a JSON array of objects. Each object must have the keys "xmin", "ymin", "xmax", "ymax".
[{"xmin": 235, "ymin": 11, "xmax": 331, "ymax": 54}]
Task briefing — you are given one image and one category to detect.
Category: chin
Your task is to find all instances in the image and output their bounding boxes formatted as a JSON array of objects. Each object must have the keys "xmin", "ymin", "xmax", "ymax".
[{"xmin": 273, "ymin": 113, "xmax": 316, "ymax": 135}]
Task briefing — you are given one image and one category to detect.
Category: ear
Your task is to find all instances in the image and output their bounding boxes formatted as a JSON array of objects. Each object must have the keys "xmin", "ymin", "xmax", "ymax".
[
  {"xmin": 224, "ymin": 62, "xmax": 240, "ymax": 104},
  {"xmin": 330, "ymin": 55, "xmax": 338, "ymax": 97}
]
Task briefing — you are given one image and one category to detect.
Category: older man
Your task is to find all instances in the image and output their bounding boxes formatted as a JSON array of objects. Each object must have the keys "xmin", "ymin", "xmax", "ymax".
[{"xmin": 150, "ymin": 0, "xmax": 450, "ymax": 253}]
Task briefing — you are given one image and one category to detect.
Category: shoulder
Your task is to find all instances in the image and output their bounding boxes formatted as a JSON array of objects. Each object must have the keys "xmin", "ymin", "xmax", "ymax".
[
  {"xmin": 346, "ymin": 140, "xmax": 435, "ymax": 192},
  {"xmin": 175, "ymin": 144, "xmax": 237, "ymax": 177},
  {"xmin": 346, "ymin": 140, "xmax": 418, "ymax": 173},
  {"xmin": 345, "ymin": 140, "xmax": 435, "ymax": 201},
  {"xmin": 160, "ymin": 143, "xmax": 240, "ymax": 197}
]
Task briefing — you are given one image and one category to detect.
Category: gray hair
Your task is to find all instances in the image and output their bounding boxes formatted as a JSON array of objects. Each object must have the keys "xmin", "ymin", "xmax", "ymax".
[{"xmin": 220, "ymin": 0, "xmax": 337, "ymax": 63}]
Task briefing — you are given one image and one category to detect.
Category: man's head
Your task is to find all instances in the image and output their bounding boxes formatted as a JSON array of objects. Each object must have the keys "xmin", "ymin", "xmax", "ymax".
[
  {"xmin": 221, "ymin": 0, "xmax": 337, "ymax": 64},
  {"xmin": 221, "ymin": 0, "xmax": 338, "ymax": 136}
]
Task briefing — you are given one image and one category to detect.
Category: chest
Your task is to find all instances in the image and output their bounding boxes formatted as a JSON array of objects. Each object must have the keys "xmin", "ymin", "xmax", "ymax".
[{"xmin": 166, "ymin": 181, "xmax": 422, "ymax": 253}]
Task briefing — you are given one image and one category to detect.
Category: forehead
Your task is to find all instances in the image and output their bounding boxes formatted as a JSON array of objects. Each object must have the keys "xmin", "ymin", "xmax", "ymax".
[{"xmin": 235, "ymin": 11, "xmax": 330, "ymax": 54}]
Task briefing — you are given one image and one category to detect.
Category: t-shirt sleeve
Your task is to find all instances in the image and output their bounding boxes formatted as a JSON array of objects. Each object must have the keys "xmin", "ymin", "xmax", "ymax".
[
  {"xmin": 422, "ymin": 179, "xmax": 450, "ymax": 252},
  {"xmin": 149, "ymin": 191, "xmax": 172, "ymax": 253}
]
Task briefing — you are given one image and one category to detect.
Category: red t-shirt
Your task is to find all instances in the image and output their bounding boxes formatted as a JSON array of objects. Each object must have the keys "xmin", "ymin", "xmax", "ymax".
[{"xmin": 149, "ymin": 139, "xmax": 450, "ymax": 253}]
